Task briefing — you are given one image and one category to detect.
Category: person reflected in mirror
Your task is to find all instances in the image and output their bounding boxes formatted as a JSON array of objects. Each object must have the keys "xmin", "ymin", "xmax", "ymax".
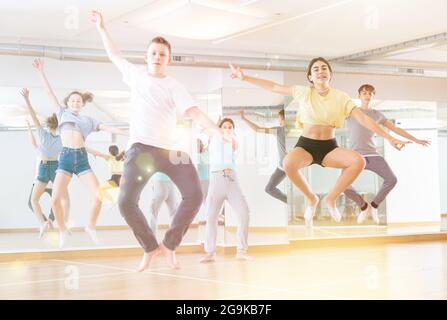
[{"xmin": 344, "ymin": 84, "xmax": 430, "ymax": 224}]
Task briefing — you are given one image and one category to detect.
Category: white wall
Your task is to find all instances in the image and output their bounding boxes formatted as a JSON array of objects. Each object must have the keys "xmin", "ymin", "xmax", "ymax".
[
  {"xmin": 438, "ymin": 135, "xmax": 447, "ymax": 214},
  {"xmin": 2, "ymin": 54, "xmax": 447, "ymax": 228},
  {"xmin": 284, "ymin": 71, "xmax": 447, "ymax": 101},
  {"xmin": 385, "ymin": 129, "xmax": 440, "ymax": 223}
]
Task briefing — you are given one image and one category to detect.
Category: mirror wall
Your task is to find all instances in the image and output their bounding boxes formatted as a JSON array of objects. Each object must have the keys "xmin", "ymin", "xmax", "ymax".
[{"xmin": 0, "ymin": 56, "xmax": 445, "ymax": 255}]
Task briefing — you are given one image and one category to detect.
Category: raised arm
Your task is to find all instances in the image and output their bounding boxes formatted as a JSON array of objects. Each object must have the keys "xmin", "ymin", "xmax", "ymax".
[
  {"xmin": 98, "ymin": 124, "xmax": 129, "ymax": 136},
  {"xmin": 351, "ymin": 108, "xmax": 411, "ymax": 151},
  {"xmin": 20, "ymin": 88, "xmax": 41, "ymax": 129},
  {"xmin": 26, "ymin": 121, "xmax": 38, "ymax": 149},
  {"xmin": 383, "ymin": 120, "xmax": 430, "ymax": 147},
  {"xmin": 229, "ymin": 63, "xmax": 292, "ymax": 96},
  {"xmin": 240, "ymin": 110, "xmax": 273, "ymax": 134},
  {"xmin": 32, "ymin": 58, "xmax": 62, "ymax": 111},
  {"xmin": 91, "ymin": 10, "xmax": 125, "ymax": 66}
]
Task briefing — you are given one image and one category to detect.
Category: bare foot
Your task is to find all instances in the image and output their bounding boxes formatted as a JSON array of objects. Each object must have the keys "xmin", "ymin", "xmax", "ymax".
[
  {"xmin": 324, "ymin": 196, "xmax": 336, "ymax": 208},
  {"xmin": 159, "ymin": 242, "xmax": 180, "ymax": 270},
  {"xmin": 304, "ymin": 194, "xmax": 319, "ymax": 227},
  {"xmin": 324, "ymin": 197, "xmax": 341, "ymax": 222},
  {"xmin": 137, "ymin": 247, "xmax": 160, "ymax": 272},
  {"xmin": 308, "ymin": 194, "xmax": 319, "ymax": 207}
]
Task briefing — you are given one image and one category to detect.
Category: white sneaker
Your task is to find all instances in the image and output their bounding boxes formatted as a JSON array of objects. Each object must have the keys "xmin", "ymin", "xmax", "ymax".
[
  {"xmin": 371, "ymin": 207, "xmax": 379, "ymax": 224},
  {"xmin": 327, "ymin": 206, "xmax": 342, "ymax": 223},
  {"xmin": 357, "ymin": 204, "xmax": 370, "ymax": 224},
  {"xmin": 200, "ymin": 253, "xmax": 216, "ymax": 263},
  {"xmin": 236, "ymin": 252, "xmax": 254, "ymax": 261},
  {"xmin": 84, "ymin": 226, "xmax": 99, "ymax": 244},
  {"xmin": 39, "ymin": 221, "xmax": 49, "ymax": 239},
  {"xmin": 59, "ymin": 230, "xmax": 68, "ymax": 249}
]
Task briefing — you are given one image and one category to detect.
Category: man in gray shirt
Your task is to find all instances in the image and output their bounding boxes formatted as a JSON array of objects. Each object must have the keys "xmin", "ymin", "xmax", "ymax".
[
  {"xmin": 345, "ymin": 84, "xmax": 430, "ymax": 224},
  {"xmin": 240, "ymin": 109, "xmax": 287, "ymax": 204}
]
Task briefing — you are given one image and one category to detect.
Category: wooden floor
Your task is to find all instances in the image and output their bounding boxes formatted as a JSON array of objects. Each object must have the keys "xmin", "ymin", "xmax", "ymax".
[{"xmin": 2, "ymin": 240, "xmax": 447, "ymax": 299}]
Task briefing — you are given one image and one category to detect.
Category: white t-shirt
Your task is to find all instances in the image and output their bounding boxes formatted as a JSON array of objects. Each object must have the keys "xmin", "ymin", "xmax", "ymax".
[{"xmin": 116, "ymin": 59, "xmax": 195, "ymax": 150}]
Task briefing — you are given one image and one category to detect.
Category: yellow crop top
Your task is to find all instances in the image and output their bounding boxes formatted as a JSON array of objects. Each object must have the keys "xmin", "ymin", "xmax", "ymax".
[{"xmin": 291, "ymin": 85, "xmax": 357, "ymax": 129}]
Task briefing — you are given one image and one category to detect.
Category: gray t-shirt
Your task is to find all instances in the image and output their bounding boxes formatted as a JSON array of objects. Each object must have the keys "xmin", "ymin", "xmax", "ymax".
[
  {"xmin": 346, "ymin": 108, "xmax": 387, "ymax": 155},
  {"xmin": 57, "ymin": 108, "xmax": 101, "ymax": 140},
  {"xmin": 272, "ymin": 126, "xmax": 286, "ymax": 167},
  {"xmin": 37, "ymin": 127, "xmax": 62, "ymax": 159}
]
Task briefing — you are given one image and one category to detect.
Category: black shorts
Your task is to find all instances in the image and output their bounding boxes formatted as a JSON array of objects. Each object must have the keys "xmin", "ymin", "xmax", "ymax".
[
  {"xmin": 294, "ymin": 136, "xmax": 338, "ymax": 166},
  {"xmin": 109, "ymin": 174, "xmax": 122, "ymax": 187}
]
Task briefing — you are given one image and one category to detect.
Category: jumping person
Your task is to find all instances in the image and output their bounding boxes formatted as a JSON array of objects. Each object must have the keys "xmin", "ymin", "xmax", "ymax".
[
  {"xmin": 92, "ymin": 10, "xmax": 227, "ymax": 271},
  {"xmin": 22, "ymin": 89, "xmax": 70, "ymax": 238},
  {"xmin": 229, "ymin": 58, "xmax": 410, "ymax": 227},
  {"xmin": 344, "ymin": 84, "xmax": 430, "ymax": 224},
  {"xmin": 86, "ymin": 145, "xmax": 125, "ymax": 203},
  {"xmin": 240, "ymin": 109, "xmax": 287, "ymax": 204},
  {"xmin": 32, "ymin": 58, "xmax": 128, "ymax": 248}
]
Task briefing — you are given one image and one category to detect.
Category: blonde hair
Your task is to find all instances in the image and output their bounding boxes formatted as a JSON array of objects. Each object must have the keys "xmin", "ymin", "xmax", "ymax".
[{"xmin": 45, "ymin": 113, "xmax": 58, "ymax": 130}]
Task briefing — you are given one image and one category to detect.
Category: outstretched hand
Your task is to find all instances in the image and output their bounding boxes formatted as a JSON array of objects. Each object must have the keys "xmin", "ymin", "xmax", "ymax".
[
  {"xmin": 415, "ymin": 139, "xmax": 431, "ymax": 147},
  {"xmin": 32, "ymin": 58, "xmax": 44, "ymax": 72},
  {"xmin": 20, "ymin": 88, "xmax": 30, "ymax": 99},
  {"xmin": 229, "ymin": 63, "xmax": 244, "ymax": 80},
  {"xmin": 389, "ymin": 137, "xmax": 411, "ymax": 151},
  {"xmin": 239, "ymin": 110, "xmax": 245, "ymax": 119},
  {"xmin": 90, "ymin": 10, "xmax": 105, "ymax": 30}
]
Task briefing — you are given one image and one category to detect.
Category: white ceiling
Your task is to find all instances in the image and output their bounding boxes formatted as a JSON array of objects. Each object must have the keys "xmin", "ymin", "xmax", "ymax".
[
  {"xmin": 1, "ymin": 0, "xmax": 447, "ymax": 126},
  {"xmin": 1, "ymin": 0, "xmax": 447, "ymax": 67}
]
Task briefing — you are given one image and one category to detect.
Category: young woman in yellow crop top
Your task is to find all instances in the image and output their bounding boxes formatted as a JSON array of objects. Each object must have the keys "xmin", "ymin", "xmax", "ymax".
[{"xmin": 229, "ymin": 57, "xmax": 410, "ymax": 226}]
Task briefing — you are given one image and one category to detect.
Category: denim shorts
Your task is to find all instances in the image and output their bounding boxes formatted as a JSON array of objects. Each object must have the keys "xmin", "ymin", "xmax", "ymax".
[
  {"xmin": 37, "ymin": 160, "xmax": 59, "ymax": 184},
  {"xmin": 57, "ymin": 147, "xmax": 92, "ymax": 177}
]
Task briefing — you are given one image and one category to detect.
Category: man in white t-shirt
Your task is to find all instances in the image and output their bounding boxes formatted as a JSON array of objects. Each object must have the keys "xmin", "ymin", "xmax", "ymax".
[{"xmin": 92, "ymin": 11, "xmax": 227, "ymax": 272}]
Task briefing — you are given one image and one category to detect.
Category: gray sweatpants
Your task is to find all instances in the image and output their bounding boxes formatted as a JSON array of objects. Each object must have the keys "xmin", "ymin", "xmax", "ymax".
[
  {"xmin": 265, "ymin": 167, "xmax": 287, "ymax": 203},
  {"xmin": 149, "ymin": 179, "xmax": 179, "ymax": 235},
  {"xmin": 118, "ymin": 143, "xmax": 202, "ymax": 253},
  {"xmin": 344, "ymin": 155, "xmax": 397, "ymax": 207},
  {"xmin": 204, "ymin": 170, "xmax": 250, "ymax": 254}
]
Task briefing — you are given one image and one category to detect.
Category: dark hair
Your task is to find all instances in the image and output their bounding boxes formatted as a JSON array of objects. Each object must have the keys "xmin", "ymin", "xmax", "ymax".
[
  {"xmin": 148, "ymin": 36, "xmax": 171, "ymax": 54},
  {"xmin": 278, "ymin": 109, "xmax": 285, "ymax": 118},
  {"xmin": 109, "ymin": 145, "xmax": 125, "ymax": 161},
  {"xmin": 358, "ymin": 84, "xmax": 376, "ymax": 95},
  {"xmin": 63, "ymin": 91, "xmax": 94, "ymax": 107},
  {"xmin": 45, "ymin": 113, "xmax": 58, "ymax": 130},
  {"xmin": 218, "ymin": 118, "xmax": 235, "ymax": 129},
  {"xmin": 306, "ymin": 57, "xmax": 333, "ymax": 84}
]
